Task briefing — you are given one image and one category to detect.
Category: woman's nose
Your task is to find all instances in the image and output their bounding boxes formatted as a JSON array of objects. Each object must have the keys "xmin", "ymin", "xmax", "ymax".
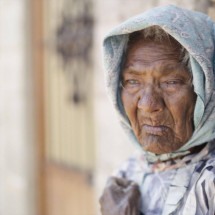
[{"xmin": 137, "ymin": 88, "xmax": 164, "ymax": 113}]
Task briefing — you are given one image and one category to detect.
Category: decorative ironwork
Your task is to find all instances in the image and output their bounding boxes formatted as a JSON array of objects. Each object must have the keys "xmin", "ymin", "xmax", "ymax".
[{"xmin": 56, "ymin": 0, "xmax": 94, "ymax": 104}]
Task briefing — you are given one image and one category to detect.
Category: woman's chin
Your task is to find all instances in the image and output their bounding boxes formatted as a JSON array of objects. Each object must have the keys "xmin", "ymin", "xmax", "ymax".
[{"xmin": 139, "ymin": 134, "xmax": 181, "ymax": 155}]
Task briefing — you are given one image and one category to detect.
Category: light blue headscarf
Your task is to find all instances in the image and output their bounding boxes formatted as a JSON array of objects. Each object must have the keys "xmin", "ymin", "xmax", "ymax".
[{"xmin": 103, "ymin": 5, "xmax": 215, "ymax": 162}]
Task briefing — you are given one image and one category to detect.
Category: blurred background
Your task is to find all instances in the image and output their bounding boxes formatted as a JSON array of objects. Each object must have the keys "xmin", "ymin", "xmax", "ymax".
[{"xmin": 0, "ymin": 0, "xmax": 214, "ymax": 214}]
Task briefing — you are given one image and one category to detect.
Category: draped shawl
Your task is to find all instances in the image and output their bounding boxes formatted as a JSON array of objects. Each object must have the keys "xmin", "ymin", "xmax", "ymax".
[{"xmin": 103, "ymin": 5, "xmax": 215, "ymax": 162}]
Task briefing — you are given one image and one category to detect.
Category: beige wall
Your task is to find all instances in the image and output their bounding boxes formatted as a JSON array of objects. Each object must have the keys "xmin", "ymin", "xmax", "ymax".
[{"xmin": 0, "ymin": 0, "xmax": 37, "ymax": 214}]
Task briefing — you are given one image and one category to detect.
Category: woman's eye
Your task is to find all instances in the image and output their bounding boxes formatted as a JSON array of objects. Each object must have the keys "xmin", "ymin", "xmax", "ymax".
[
  {"xmin": 127, "ymin": 80, "xmax": 139, "ymax": 85},
  {"xmin": 161, "ymin": 79, "xmax": 183, "ymax": 90},
  {"xmin": 166, "ymin": 80, "xmax": 183, "ymax": 85},
  {"xmin": 123, "ymin": 79, "xmax": 140, "ymax": 87},
  {"xmin": 167, "ymin": 80, "xmax": 179, "ymax": 85}
]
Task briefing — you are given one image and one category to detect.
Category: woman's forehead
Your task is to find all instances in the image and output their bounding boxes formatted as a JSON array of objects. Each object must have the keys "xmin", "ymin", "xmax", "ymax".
[
  {"xmin": 122, "ymin": 62, "xmax": 191, "ymax": 81},
  {"xmin": 123, "ymin": 42, "xmax": 184, "ymax": 69},
  {"xmin": 122, "ymin": 40, "xmax": 191, "ymax": 78},
  {"xmin": 125, "ymin": 40, "xmax": 182, "ymax": 62}
]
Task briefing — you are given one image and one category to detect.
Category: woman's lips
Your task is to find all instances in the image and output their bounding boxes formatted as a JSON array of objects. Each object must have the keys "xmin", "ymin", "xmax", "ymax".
[{"xmin": 142, "ymin": 124, "xmax": 168, "ymax": 136}]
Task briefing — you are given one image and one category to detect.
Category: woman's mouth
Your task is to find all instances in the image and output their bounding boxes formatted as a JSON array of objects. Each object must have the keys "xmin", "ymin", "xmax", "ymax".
[{"xmin": 142, "ymin": 124, "xmax": 168, "ymax": 136}]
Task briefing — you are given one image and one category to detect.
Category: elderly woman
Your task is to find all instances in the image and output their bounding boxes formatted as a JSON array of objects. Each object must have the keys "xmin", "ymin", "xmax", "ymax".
[{"xmin": 100, "ymin": 5, "xmax": 215, "ymax": 215}]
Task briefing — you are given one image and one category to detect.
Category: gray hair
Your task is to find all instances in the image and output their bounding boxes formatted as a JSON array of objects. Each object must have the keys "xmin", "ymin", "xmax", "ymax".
[{"xmin": 127, "ymin": 26, "xmax": 191, "ymax": 72}]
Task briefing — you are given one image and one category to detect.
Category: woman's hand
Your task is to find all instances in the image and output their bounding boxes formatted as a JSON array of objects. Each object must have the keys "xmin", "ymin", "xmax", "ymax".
[{"xmin": 99, "ymin": 176, "xmax": 141, "ymax": 215}]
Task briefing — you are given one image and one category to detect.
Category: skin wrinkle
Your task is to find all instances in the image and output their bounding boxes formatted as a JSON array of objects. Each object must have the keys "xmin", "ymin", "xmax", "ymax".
[{"xmin": 121, "ymin": 40, "xmax": 197, "ymax": 155}]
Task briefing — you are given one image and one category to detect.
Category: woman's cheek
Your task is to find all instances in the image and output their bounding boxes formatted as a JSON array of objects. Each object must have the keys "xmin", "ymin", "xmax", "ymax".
[{"xmin": 121, "ymin": 92, "xmax": 137, "ymax": 115}]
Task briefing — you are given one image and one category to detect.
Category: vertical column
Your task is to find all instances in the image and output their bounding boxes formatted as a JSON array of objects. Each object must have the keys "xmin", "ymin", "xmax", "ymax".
[
  {"xmin": 31, "ymin": 0, "xmax": 46, "ymax": 214},
  {"xmin": 0, "ymin": 0, "xmax": 37, "ymax": 214}
]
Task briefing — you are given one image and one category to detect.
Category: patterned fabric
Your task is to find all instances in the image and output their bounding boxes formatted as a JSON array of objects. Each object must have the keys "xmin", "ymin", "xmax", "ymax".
[
  {"xmin": 114, "ymin": 141, "xmax": 215, "ymax": 215},
  {"xmin": 102, "ymin": 5, "xmax": 215, "ymax": 215},
  {"xmin": 103, "ymin": 5, "xmax": 215, "ymax": 162}
]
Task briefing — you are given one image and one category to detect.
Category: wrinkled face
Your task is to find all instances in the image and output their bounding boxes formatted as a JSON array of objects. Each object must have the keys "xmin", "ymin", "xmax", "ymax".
[{"xmin": 121, "ymin": 41, "xmax": 196, "ymax": 154}]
